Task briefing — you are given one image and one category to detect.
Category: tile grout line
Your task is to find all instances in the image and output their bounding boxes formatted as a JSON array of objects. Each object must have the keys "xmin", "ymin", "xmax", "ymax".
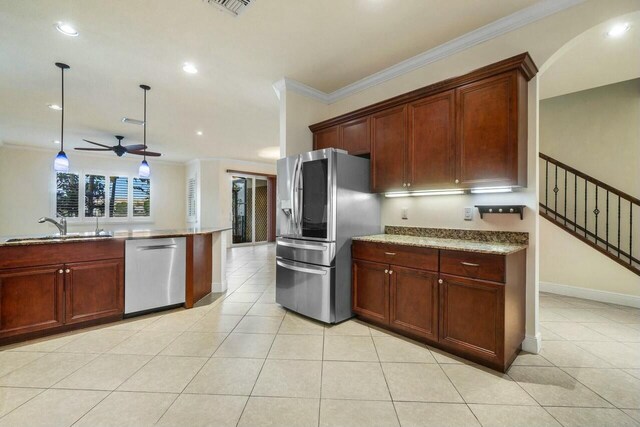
[{"xmin": 370, "ymin": 328, "xmax": 402, "ymax": 426}]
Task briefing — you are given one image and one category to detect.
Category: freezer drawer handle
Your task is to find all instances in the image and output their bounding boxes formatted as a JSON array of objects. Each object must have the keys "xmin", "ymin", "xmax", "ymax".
[
  {"xmin": 277, "ymin": 260, "xmax": 328, "ymax": 276},
  {"xmin": 278, "ymin": 241, "xmax": 327, "ymax": 251},
  {"xmin": 137, "ymin": 244, "xmax": 178, "ymax": 251}
]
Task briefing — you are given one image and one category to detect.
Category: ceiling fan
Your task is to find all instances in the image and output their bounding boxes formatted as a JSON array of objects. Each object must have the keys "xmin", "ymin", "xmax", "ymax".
[{"xmin": 75, "ymin": 135, "xmax": 161, "ymax": 157}]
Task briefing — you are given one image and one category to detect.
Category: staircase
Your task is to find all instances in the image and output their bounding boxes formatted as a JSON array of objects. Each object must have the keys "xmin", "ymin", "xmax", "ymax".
[{"xmin": 539, "ymin": 153, "xmax": 639, "ymax": 276}]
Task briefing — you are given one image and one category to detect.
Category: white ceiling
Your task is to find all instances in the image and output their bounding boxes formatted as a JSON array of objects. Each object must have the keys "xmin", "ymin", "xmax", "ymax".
[
  {"xmin": 0, "ymin": 0, "xmax": 541, "ymax": 162},
  {"xmin": 540, "ymin": 10, "xmax": 640, "ymax": 99}
]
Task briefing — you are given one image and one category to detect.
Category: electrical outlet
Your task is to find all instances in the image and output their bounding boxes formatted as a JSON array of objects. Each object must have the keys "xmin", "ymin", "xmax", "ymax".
[
  {"xmin": 464, "ymin": 207, "xmax": 473, "ymax": 221},
  {"xmin": 401, "ymin": 207, "xmax": 409, "ymax": 220}
]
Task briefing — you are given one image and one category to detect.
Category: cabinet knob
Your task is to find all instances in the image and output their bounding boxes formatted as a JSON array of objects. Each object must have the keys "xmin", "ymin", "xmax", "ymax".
[
  {"xmin": 384, "ymin": 269, "xmax": 389, "ymax": 274},
  {"xmin": 407, "ymin": 183, "xmax": 411, "ymax": 187},
  {"xmin": 454, "ymin": 179, "xmax": 459, "ymax": 184},
  {"xmin": 65, "ymin": 269, "xmax": 70, "ymax": 273},
  {"xmin": 389, "ymin": 270, "xmax": 393, "ymax": 275},
  {"xmin": 402, "ymin": 183, "xmax": 407, "ymax": 187},
  {"xmin": 438, "ymin": 279, "xmax": 443, "ymax": 284},
  {"xmin": 58, "ymin": 269, "xmax": 64, "ymax": 274}
]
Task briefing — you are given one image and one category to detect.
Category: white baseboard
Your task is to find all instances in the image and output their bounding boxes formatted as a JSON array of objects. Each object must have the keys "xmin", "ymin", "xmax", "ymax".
[
  {"xmin": 521, "ymin": 333, "xmax": 541, "ymax": 354},
  {"xmin": 540, "ymin": 281, "xmax": 640, "ymax": 308},
  {"xmin": 212, "ymin": 282, "xmax": 227, "ymax": 293}
]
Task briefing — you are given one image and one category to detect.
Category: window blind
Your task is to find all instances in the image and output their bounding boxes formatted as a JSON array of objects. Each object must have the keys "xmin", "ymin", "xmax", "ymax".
[
  {"xmin": 85, "ymin": 174, "xmax": 106, "ymax": 217},
  {"xmin": 109, "ymin": 176, "xmax": 128, "ymax": 217},
  {"xmin": 133, "ymin": 178, "xmax": 151, "ymax": 217},
  {"xmin": 187, "ymin": 176, "xmax": 197, "ymax": 221},
  {"xmin": 56, "ymin": 172, "xmax": 79, "ymax": 217}
]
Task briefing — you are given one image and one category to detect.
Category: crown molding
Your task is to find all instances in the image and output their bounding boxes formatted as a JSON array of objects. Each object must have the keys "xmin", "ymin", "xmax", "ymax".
[{"xmin": 276, "ymin": 0, "xmax": 584, "ymax": 105}]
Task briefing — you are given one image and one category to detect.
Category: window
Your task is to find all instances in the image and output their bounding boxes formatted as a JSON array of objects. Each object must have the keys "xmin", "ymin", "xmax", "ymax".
[
  {"xmin": 56, "ymin": 172, "xmax": 79, "ymax": 217},
  {"xmin": 85, "ymin": 174, "xmax": 106, "ymax": 217},
  {"xmin": 109, "ymin": 176, "xmax": 128, "ymax": 217},
  {"xmin": 133, "ymin": 178, "xmax": 151, "ymax": 217},
  {"xmin": 55, "ymin": 172, "xmax": 150, "ymax": 221}
]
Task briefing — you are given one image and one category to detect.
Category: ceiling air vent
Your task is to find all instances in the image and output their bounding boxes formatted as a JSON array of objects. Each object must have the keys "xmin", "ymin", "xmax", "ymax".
[
  {"xmin": 203, "ymin": 0, "xmax": 253, "ymax": 16},
  {"xmin": 122, "ymin": 117, "xmax": 144, "ymax": 126}
]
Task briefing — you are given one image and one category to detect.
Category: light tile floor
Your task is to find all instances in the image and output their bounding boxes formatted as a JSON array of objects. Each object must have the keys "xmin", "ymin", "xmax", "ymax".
[{"xmin": 1, "ymin": 243, "xmax": 639, "ymax": 426}]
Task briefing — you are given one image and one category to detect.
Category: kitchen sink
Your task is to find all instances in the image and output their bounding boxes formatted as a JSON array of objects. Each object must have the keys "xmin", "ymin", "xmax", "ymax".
[{"xmin": 5, "ymin": 231, "xmax": 113, "ymax": 243}]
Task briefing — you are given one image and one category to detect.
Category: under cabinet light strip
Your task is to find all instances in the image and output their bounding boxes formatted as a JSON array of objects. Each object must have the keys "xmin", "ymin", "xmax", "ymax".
[
  {"xmin": 385, "ymin": 190, "xmax": 465, "ymax": 198},
  {"xmin": 470, "ymin": 187, "xmax": 513, "ymax": 194}
]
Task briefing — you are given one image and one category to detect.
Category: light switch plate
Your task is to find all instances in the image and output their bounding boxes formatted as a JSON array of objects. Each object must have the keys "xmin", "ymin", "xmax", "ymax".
[
  {"xmin": 401, "ymin": 207, "xmax": 408, "ymax": 220},
  {"xmin": 464, "ymin": 207, "xmax": 473, "ymax": 221}
]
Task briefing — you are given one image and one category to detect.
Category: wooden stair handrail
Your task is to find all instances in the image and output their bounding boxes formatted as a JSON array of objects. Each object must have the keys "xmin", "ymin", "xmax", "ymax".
[{"xmin": 539, "ymin": 152, "xmax": 640, "ymax": 206}]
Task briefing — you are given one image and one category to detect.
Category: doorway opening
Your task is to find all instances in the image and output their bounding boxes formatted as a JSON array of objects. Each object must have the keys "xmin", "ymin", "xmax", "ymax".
[{"xmin": 230, "ymin": 172, "xmax": 276, "ymax": 246}]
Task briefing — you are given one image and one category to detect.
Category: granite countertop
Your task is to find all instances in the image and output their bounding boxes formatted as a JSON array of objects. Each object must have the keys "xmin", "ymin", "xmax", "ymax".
[
  {"xmin": 353, "ymin": 228, "xmax": 528, "ymax": 255},
  {"xmin": 0, "ymin": 227, "xmax": 231, "ymax": 247}
]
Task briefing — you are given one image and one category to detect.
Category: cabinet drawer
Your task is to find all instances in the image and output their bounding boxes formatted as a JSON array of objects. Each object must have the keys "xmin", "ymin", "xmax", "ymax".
[
  {"xmin": 440, "ymin": 250, "xmax": 505, "ymax": 282},
  {"xmin": 352, "ymin": 241, "xmax": 438, "ymax": 272}
]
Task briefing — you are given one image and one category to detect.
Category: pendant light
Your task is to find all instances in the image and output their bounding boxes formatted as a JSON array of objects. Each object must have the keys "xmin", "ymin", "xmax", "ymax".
[
  {"xmin": 138, "ymin": 84, "xmax": 151, "ymax": 178},
  {"xmin": 53, "ymin": 62, "xmax": 70, "ymax": 172}
]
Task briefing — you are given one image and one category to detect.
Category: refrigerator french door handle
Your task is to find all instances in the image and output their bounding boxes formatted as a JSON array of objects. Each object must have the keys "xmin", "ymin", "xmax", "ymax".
[
  {"xmin": 294, "ymin": 157, "xmax": 303, "ymax": 229},
  {"xmin": 291, "ymin": 156, "xmax": 300, "ymax": 229},
  {"xmin": 276, "ymin": 260, "xmax": 328, "ymax": 275}
]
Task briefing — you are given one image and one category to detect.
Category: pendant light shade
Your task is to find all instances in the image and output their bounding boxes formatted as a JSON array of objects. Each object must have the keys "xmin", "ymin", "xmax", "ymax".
[
  {"xmin": 53, "ymin": 62, "xmax": 70, "ymax": 172},
  {"xmin": 138, "ymin": 84, "xmax": 151, "ymax": 178},
  {"xmin": 138, "ymin": 159, "xmax": 150, "ymax": 178}
]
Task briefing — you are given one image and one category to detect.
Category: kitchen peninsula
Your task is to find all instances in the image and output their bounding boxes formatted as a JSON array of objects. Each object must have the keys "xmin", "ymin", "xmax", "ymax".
[{"xmin": 0, "ymin": 227, "xmax": 230, "ymax": 345}]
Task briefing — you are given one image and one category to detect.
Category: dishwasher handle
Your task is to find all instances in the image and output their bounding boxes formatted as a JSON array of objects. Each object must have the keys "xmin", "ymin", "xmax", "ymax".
[{"xmin": 137, "ymin": 244, "xmax": 178, "ymax": 251}]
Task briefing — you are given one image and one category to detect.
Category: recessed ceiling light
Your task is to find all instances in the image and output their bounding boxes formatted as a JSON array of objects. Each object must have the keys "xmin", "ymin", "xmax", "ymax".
[
  {"xmin": 53, "ymin": 140, "xmax": 60, "ymax": 144},
  {"xmin": 607, "ymin": 23, "xmax": 630, "ymax": 37},
  {"xmin": 183, "ymin": 63, "xmax": 198, "ymax": 74},
  {"xmin": 48, "ymin": 104, "xmax": 62, "ymax": 111},
  {"xmin": 196, "ymin": 131, "xmax": 203, "ymax": 136},
  {"xmin": 55, "ymin": 22, "xmax": 78, "ymax": 37}
]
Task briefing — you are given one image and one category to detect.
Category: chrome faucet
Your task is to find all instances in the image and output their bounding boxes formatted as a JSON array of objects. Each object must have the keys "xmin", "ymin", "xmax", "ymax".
[{"xmin": 38, "ymin": 217, "xmax": 67, "ymax": 236}]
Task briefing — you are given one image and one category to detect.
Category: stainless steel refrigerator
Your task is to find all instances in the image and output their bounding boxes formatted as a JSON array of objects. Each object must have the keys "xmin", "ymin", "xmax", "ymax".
[{"xmin": 276, "ymin": 148, "xmax": 381, "ymax": 323}]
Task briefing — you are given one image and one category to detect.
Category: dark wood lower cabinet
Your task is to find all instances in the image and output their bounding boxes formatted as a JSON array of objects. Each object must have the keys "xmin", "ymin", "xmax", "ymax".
[
  {"xmin": 65, "ymin": 259, "xmax": 124, "ymax": 324},
  {"xmin": 0, "ymin": 265, "xmax": 65, "ymax": 338},
  {"xmin": 352, "ymin": 259, "xmax": 389, "ymax": 324},
  {"xmin": 390, "ymin": 266, "xmax": 438, "ymax": 341},
  {"xmin": 439, "ymin": 274, "xmax": 504, "ymax": 367},
  {"xmin": 352, "ymin": 241, "xmax": 526, "ymax": 372}
]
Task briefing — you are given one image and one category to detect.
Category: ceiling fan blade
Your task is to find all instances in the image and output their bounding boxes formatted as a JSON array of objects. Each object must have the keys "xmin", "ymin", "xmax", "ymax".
[
  {"xmin": 74, "ymin": 147, "xmax": 113, "ymax": 151},
  {"xmin": 82, "ymin": 139, "xmax": 112, "ymax": 149},
  {"xmin": 123, "ymin": 144, "xmax": 147, "ymax": 152},
  {"xmin": 129, "ymin": 150, "xmax": 162, "ymax": 157}
]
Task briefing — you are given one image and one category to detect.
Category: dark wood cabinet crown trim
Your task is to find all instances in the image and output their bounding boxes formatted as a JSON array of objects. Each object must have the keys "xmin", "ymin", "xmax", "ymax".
[{"xmin": 310, "ymin": 53, "xmax": 537, "ymax": 132}]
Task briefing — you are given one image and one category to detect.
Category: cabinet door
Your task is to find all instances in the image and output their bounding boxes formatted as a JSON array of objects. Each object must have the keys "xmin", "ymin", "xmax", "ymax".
[
  {"xmin": 340, "ymin": 117, "xmax": 370, "ymax": 155},
  {"xmin": 313, "ymin": 126, "xmax": 340, "ymax": 151},
  {"xmin": 370, "ymin": 105, "xmax": 407, "ymax": 192},
  {"xmin": 439, "ymin": 274, "xmax": 504, "ymax": 365},
  {"xmin": 352, "ymin": 259, "xmax": 389, "ymax": 324},
  {"xmin": 407, "ymin": 91, "xmax": 455, "ymax": 189},
  {"xmin": 65, "ymin": 259, "xmax": 124, "ymax": 324},
  {"xmin": 456, "ymin": 72, "xmax": 517, "ymax": 187},
  {"xmin": 0, "ymin": 265, "xmax": 65, "ymax": 338},
  {"xmin": 390, "ymin": 265, "xmax": 438, "ymax": 342}
]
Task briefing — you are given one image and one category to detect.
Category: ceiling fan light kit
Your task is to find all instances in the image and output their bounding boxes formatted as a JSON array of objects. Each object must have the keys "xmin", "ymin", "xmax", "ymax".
[{"xmin": 53, "ymin": 62, "xmax": 70, "ymax": 172}]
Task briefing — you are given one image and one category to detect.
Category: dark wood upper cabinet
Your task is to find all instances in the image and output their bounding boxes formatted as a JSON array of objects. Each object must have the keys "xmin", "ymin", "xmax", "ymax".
[
  {"xmin": 0, "ymin": 265, "xmax": 65, "ymax": 338},
  {"xmin": 310, "ymin": 53, "xmax": 536, "ymax": 192},
  {"xmin": 352, "ymin": 259, "xmax": 389, "ymax": 324},
  {"xmin": 64, "ymin": 259, "xmax": 124, "ymax": 324},
  {"xmin": 407, "ymin": 90, "xmax": 456, "ymax": 189},
  {"xmin": 340, "ymin": 117, "xmax": 370, "ymax": 155},
  {"xmin": 456, "ymin": 71, "xmax": 524, "ymax": 187},
  {"xmin": 370, "ymin": 105, "xmax": 407, "ymax": 192},
  {"xmin": 313, "ymin": 125, "xmax": 340, "ymax": 151},
  {"xmin": 390, "ymin": 265, "xmax": 438, "ymax": 341}
]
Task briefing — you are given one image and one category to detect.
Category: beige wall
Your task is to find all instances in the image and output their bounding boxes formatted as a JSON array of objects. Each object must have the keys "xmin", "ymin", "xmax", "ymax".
[
  {"xmin": 540, "ymin": 78, "xmax": 640, "ymax": 196},
  {"xmin": 540, "ymin": 217, "xmax": 640, "ymax": 297},
  {"xmin": 0, "ymin": 144, "xmax": 186, "ymax": 236},
  {"xmin": 538, "ymin": 79, "xmax": 640, "ymax": 297}
]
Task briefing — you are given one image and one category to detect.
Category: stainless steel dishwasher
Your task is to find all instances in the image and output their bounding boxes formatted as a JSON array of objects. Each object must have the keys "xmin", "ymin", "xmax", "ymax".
[{"xmin": 125, "ymin": 237, "xmax": 186, "ymax": 315}]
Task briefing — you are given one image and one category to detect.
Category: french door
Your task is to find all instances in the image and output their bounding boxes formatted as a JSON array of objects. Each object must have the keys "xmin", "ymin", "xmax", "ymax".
[{"xmin": 231, "ymin": 174, "xmax": 269, "ymax": 245}]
